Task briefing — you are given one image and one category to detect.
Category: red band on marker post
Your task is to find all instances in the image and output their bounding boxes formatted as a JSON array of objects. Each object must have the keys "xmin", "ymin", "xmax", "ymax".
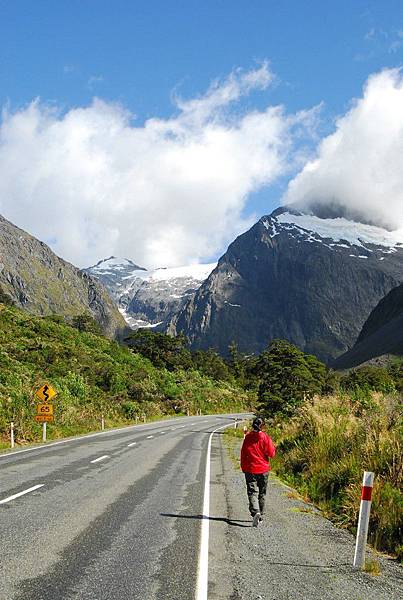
[{"xmin": 361, "ymin": 486, "xmax": 373, "ymax": 501}]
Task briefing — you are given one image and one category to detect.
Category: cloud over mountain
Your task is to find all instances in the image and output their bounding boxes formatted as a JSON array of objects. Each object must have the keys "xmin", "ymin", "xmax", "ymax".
[
  {"xmin": 285, "ymin": 68, "xmax": 403, "ymax": 231},
  {"xmin": 0, "ymin": 64, "xmax": 313, "ymax": 268}
]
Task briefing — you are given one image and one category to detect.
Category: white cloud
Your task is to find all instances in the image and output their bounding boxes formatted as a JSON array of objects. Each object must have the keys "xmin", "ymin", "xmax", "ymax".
[
  {"xmin": 0, "ymin": 64, "xmax": 314, "ymax": 268},
  {"xmin": 285, "ymin": 68, "xmax": 403, "ymax": 230}
]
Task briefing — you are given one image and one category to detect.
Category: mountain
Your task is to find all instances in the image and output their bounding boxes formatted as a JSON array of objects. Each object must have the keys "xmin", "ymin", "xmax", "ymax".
[
  {"xmin": 0, "ymin": 214, "xmax": 126, "ymax": 338},
  {"xmin": 86, "ymin": 257, "xmax": 216, "ymax": 330},
  {"xmin": 333, "ymin": 282, "xmax": 403, "ymax": 369},
  {"xmin": 168, "ymin": 207, "xmax": 403, "ymax": 362},
  {"xmin": 85, "ymin": 257, "xmax": 147, "ymax": 303}
]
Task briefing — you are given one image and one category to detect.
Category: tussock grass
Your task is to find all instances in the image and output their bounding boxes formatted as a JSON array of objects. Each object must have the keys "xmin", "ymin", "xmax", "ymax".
[{"xmin": 273, "ymin": 392, "xmax": 402, "ymax": 559}]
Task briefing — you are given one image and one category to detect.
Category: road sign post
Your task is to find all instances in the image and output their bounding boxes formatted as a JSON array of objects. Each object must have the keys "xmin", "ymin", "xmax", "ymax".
[
  {"xmin": 34, "ymin": 383, "xmax": 57, "ymax": 444},
  {"xmin": 353, "ymin": 471, "xmax": 375, "ymax": 569}
]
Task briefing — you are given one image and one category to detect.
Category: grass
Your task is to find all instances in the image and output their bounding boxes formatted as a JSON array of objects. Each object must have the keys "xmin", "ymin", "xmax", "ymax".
[
  {"xmin": 272, "ymin": 392, "xmax": 402, "ymax": 559},
  {"xmin": 363, "ymin": 555, "xmax": 382, "ymax": 576}
]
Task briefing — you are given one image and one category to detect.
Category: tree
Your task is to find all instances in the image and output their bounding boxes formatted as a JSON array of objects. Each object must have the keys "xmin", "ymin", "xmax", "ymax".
[
  {"xmin": 341, "ymin": 366, "xmax": 395, "ymax": 393},
  {"xmin": 125, "ymin": 330, "xmax": 192, "ymax": 371},
  {"xmin": 256, "ymin": 339, "xmax": 327, "ymax": 417},
  {"xmin": 192, "ymin": 348, "xmax": 232, "ymax": 381},
  {"xmin": 71, "ymin": 313, "xmax": 102, "ymax": 335}
]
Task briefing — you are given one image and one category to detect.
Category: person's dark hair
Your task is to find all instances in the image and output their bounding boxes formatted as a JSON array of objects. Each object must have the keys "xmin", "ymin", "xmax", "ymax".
[{"xmin": 252, "ymin": 416, "xmax": 264, "ymax": 431}]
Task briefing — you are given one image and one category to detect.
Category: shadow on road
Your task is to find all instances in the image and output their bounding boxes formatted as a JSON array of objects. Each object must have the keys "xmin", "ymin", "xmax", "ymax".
[{"xmin": 160, "ymin": 512, "xmax": 251, "ymax": 528}]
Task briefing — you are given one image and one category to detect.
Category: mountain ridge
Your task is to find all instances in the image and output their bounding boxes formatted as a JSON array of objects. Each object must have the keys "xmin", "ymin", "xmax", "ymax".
[
  {"xmin": 333, "ymin": 282, "xmax": 403, "ymax": 369},
  {"xmin": 168, "ymin": 207, "xmax": 403, "ymax": 362},
  {"xmin": 0, "ymin": 214, "xmax": 126, "ymax": 338}
]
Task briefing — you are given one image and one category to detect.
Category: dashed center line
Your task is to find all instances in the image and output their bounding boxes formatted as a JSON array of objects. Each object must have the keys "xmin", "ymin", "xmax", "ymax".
[
  {"xmin": 146, "ymin": 435, "xmax": 154, "ymax": 439},
  {"xmin": 127, "ymin": 442, "xmax": 137, "ymax": 447},
  {"xmin": 178, "ymin": 425, "xmax": 186, "ymax": 428},
  {"xmin": 0, "ymin": 484, "xmax": 44, "ymax": 505},
  {"xmin": 90, "ymin": 455, "xmax": 110, "ymax": 464},
  {"xmin": 160, "ymin": 431, "xmax": 165, "ymax": 434}
]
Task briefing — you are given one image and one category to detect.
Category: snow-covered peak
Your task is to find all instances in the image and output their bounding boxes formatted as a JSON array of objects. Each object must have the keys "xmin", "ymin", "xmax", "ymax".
[
  {"xmin": 89, "ymin": 256, "xmax": 146, "ymax": 274},
  {"xmin": 136, "ymin": 263, "xmax": 217, "ymax": 282},
  {"xmin": 262, "ymin": 210, "xmax": 403, "ymax": 250}
]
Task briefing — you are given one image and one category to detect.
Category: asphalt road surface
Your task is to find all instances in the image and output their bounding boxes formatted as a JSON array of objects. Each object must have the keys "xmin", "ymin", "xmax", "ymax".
[{"xmin": 0, "ymin": 414, "xmax": 246, "ymax": 600}]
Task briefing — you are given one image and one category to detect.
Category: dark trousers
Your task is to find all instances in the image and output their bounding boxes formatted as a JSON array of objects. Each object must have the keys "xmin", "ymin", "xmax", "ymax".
[{"xmin": 244, "ymin": 472, "xmax": 269, "ymax": 516}]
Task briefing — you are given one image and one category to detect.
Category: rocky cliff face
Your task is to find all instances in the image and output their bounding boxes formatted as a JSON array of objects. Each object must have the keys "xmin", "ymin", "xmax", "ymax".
[
  {"xmin": 86, "ymin": 258, "xmax": 216, "ymax": 330},
  {"xmin": 169, "ymin": 208, "xmax": 403, "ymax": 362},
  {"xmin": 0, "ymin": 214, "xmax": 126, "ymax": 338},
  {"xmin": 333, "ymin": 283, "xmax": 403, "ymax": 368}
]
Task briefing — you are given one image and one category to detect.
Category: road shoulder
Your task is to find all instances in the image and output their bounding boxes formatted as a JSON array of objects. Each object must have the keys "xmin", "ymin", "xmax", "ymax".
[{"xmin": 209, "ymin": 432, "xmax": 402, "ymax": 600}]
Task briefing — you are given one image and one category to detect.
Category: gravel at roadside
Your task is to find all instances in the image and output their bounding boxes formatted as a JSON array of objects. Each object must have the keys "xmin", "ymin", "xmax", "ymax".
[{"xmin": 208, "ymin": 433, "xmax": 402, "ymax": 600}]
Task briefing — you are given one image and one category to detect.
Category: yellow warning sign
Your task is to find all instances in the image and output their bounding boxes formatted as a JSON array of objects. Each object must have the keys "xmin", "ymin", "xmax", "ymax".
[
  {"xmin": 35, "ymin": 383, "xmax": 57, "ymax": 403},
  {"xmin": 37, "ymin": 404, "xmax": 54, "ymax": 416}
]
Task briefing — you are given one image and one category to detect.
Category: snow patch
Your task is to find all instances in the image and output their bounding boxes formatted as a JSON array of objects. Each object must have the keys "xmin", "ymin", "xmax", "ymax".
[{"xmin": 276, "ymin": 212, "xmax": 403, "ymax": 248}]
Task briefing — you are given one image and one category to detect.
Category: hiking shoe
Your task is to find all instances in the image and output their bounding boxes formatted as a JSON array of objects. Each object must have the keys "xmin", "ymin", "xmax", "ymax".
[{"xmin": 252, "ymin": 512, "xmax": 261, "ymax": 527}]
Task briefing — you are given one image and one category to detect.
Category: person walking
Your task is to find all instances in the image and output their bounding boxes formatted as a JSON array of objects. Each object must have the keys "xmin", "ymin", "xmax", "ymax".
[{"xmin": 240, "ymin": 416, "xmax": 276, "ymax": 527}]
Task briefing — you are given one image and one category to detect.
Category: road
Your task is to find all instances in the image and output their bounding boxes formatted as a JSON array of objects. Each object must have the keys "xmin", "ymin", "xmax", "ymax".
[{"xmin": 0, "ymin": 414, "xmax": 246, "ymax": 600}]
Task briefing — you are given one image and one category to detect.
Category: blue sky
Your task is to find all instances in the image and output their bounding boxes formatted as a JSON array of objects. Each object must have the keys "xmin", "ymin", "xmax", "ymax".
[{"xmin": 0, "ymin": 1, "xmax": 402, "ymax": 266}]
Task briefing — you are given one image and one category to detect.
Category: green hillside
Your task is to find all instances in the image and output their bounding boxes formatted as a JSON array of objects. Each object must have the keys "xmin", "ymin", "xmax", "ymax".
[{"xmin": 0, "ymin": 304, "xmax": 251, "ymax": 447}]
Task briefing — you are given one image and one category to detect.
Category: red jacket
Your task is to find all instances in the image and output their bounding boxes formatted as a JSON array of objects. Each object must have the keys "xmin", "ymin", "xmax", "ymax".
[{"xmin": 240, "ymin": 430, "xmax": 276, "ymax": 474}]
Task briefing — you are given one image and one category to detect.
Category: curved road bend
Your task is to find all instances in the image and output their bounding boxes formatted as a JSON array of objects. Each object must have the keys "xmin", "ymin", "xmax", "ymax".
[{"xmin": 0, "ymin": 414, "xmax": 248, "ymax": 600}]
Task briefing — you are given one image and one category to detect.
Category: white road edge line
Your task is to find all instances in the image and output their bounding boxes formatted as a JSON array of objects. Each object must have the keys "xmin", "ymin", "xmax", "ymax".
[
  {"xmin": 0, "ymin": 484, "xmax": 44, "ymax": 505},
  {"xmin": 196, "ymin": 422, "xmax": 232, "ymax": 600},
  {"xmin": 127, "ymin": 442, "xmax": 137, "ymax": 447},
  {"xmin": 90, "ymin": 455, "xmax": 110, "ymax": 464}
]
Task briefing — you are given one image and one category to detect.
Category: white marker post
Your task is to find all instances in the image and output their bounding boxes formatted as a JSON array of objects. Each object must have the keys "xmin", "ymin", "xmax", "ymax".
[
  {"xmin": 101, "ymin": 414, "xmax": 105, "ymax": 431},
  {"xmin": 42, "ymin": 421, "xmax": 47, "ymax": 443},
  {"xmin": 10, "ymin": 422, "xmax": 14, "ymax": 449},
  {"xmin": 353, "ymin": 471, "xmax": 374, "ymax": 569}
]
